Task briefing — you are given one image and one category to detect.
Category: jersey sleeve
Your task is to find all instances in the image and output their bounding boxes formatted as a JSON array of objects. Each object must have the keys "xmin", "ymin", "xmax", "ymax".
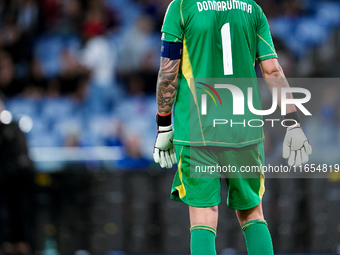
[
  {"xmin": 256, "ymin": 8, "xmax": 278, "ymax": 62},
  {"xmin": 161, "ymin": 0, "xmax": 183, "ymax": 43}
]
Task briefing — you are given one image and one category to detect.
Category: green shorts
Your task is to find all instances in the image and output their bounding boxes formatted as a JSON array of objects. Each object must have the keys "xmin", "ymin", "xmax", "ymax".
[{"xmin": 170, "ymin": 143, "xmax": 265, "ymax": 210}]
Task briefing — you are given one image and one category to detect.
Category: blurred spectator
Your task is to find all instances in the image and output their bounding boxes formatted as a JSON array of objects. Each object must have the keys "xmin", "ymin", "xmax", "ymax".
[
  {"xmin": 85, "ymin": 0, "xmax": 120, "ymax": 33},
  {"xmin": 77, "ymin": 1, "xmax": 121, "ymax": 112},
  {"xmin": 78, "ymin": 0, "xmax": 121, "ymax": 88},
  {"xmin": 0, "ymin": 1, "xmax": 35, "ymax": 64},
  {"xmin": 304, "ymin": 86, "xmax": 339, "ymax": 150},
  {"xmin": 154, "ymin": 0, "xmax": 173, "ymax": 28},
  {"xmin": 105, "ymin": 120, "xmax": 125, "ymax": 147},
  {"xmin": 0, "ymin": 51, "xmax": 25, "ymax": 96},
  {"xmin": 22, "ymin": 58, "xmax": 47, "ymax": 98},
  {"xmin": 320, "ymin": 87, "xmax": 338, "ymax": 124},
  {"xmin": 45, "ymin": 79, "xmax": 60, "ymax": 98},
  {"xmin": 63, "ymin": 133, "xmax": 80, "ymax": 147},
  {"xmin": 134, "ymin": 0, "xmax": 170, "ymax": 30},
  {"xmin": 116, "ymin": 133, "xmax": 151, "ymax": 169},
  {"xmin": 40, "ymin": 0, "xmax": 59, "ymax": 28},
  {"xmin": 59, "ymin": 49, "xmax": 90, "ymax": 101},
  {"xmin": 79, "ymin": 21, "xmax": 116, "ymax": 87},
  {"xmin": 119, "ymin": 15, "xmax": 158, "ymax": 73},
  {"xmin": 17, "ymin": 0, "xmax": 39, "ymax": 34},
  {"xmin": 59, "ymin": 0, "xmax": 84, "ymax": 33},
  {"xmin": 318, "ymin": 87, "xmax": 338, "ymax": 146},
  {"xmin": 257, "ymin": 0, "xmax": 304, "ymax": 19},
  {"xmin": 118, "ymin": 14, "xmax": 159, "ymax": 93},
  {"xmin": 116, "ymin": 75, "xmax": 157, "ymax": 159},
  {"xmin": 0, "ymin": 92, "xmax": 36, "ymax": 255},
  {"xmin": 281, "ymin": 0, "xmax": 304, "ymax": 18}
]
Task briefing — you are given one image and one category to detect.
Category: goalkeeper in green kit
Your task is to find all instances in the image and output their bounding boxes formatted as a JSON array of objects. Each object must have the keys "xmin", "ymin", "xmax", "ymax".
[{"xmin": 153, "ymin": 0, "xmax": 312, "ymax": 254}]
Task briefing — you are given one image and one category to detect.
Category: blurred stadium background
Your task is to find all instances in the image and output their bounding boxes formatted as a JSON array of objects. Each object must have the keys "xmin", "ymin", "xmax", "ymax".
[{"xmin": 0, "ymin": 0, "xmax": 340, "ymax": 254}]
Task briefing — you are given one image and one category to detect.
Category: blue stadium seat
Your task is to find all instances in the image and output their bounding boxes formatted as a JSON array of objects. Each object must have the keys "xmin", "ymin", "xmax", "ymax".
[
  {"xmin": 270, "ymin": 1, "xmax": 339, "ymax": 59},
  {"xmin": 34, "ymin": 34, "xmax": 63, "ymax": 78},
  {"xmin": 40, "ymin": 97, "xmax": 77, "ymax": 122},
  {"xmin": 284, "ymin": 35, "xmax": 310, "ymax": 58},
  {"xmin": 315, "ymin": 2, "xmax": 340, "ymax": 28},
  {"xmin": 27, "ymin": 132, "xmax": 63, "ymax": 148},
  {"xmin": 28, "ymin": 116, "xmax": 49, "ymax": 136},
  {"xmin": 105, "ymin": 0, "xmax": 141, "ymax": 27},
  {"xmin": 63, "ymin": 34, "xmax": 81, "ymax": 52},
  {"xmin": 80, "ymin": 129, "xmax": 104, "ymax": 147},
  {"xmin": 87, "ymin": 114, "xmax": 114, "ymax": 139},
  {"xmin": 299, "ymin": 0, "xmax": 318, "ymax": 12},
  {"xmin": 84, "ymin": 85, "xmax": 110, "ymax": 115},
  {"xmin": 294, "ymin": 17, "xmax": 329, "ymax": 46},
  {"xmin": 270, "ymin": 17, "xmax": 297, "ymax": 41},
  {"xmin": 53, "ymin": 115, "xmax": 82, "ymax": 138},
  {"xmin": 6, "ymin": 98, "xmax": 38, "ymax": 117}
]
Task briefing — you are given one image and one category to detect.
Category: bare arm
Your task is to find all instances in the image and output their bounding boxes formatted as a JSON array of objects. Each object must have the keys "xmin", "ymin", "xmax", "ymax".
[
  {"xmin": 259, "ymin": 58, "xmax": 296, "ymax": 114},
  {"xmin": 157, "ymin": 57, "xmax": 181, "ymax": 115}
]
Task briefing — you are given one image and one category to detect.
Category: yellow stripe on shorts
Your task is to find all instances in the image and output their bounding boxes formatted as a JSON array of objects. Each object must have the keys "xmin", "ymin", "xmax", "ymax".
[{"xmin": 175, "ymin": 146, "xmax": 186, "ymax": 199}]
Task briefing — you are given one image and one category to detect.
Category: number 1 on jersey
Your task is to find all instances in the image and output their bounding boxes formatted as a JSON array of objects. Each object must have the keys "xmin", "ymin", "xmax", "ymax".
[{"xmin": 221, "ymin": 23, "xmax": 233, "ymax": 75}]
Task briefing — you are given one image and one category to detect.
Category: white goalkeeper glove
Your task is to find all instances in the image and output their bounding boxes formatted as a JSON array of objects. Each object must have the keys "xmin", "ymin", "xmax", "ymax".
[
  {"xmin": 282, "ymin": 112, "xmax": 312, "ymax": 167},
  {"xmin": 153, "ymin": 114, "xmax": 177, "ymax": 168}
]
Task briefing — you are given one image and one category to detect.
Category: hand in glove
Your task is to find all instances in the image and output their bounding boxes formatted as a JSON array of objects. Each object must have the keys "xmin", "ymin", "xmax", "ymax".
[
  {"xmin": 153, "ymin": 113, "xmax": 177, "ymax": 168},
  {"xmin": 282, "ymin": 112, "xmax": 312, "ymax": 167}
]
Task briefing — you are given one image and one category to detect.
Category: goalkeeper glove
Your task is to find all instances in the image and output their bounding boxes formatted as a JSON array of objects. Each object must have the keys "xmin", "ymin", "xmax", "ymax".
[
  {"xmin": 282, "ymin": 111, "xmax": 312, "ymax": 167},
  {"xmin": 153, "ymin": 113, "xmax": 177, "ymax": 168}
]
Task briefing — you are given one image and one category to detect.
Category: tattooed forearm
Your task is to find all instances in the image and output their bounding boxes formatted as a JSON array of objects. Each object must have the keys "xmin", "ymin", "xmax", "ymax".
[{"xmin": 157, "ymin": 57, "xmax": 181, "ymax": 115}]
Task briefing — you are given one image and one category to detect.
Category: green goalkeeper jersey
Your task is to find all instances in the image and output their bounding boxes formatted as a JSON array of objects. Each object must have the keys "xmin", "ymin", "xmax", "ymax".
[{"xmin": 161, "ymin": 0, "xmax": 278, "ymax": 147}]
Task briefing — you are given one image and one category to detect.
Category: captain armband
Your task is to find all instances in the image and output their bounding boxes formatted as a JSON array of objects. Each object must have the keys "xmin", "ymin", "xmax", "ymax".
[{"xmin": 161, "ymin": 41, "xmax": 183, "ymax": 60}]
